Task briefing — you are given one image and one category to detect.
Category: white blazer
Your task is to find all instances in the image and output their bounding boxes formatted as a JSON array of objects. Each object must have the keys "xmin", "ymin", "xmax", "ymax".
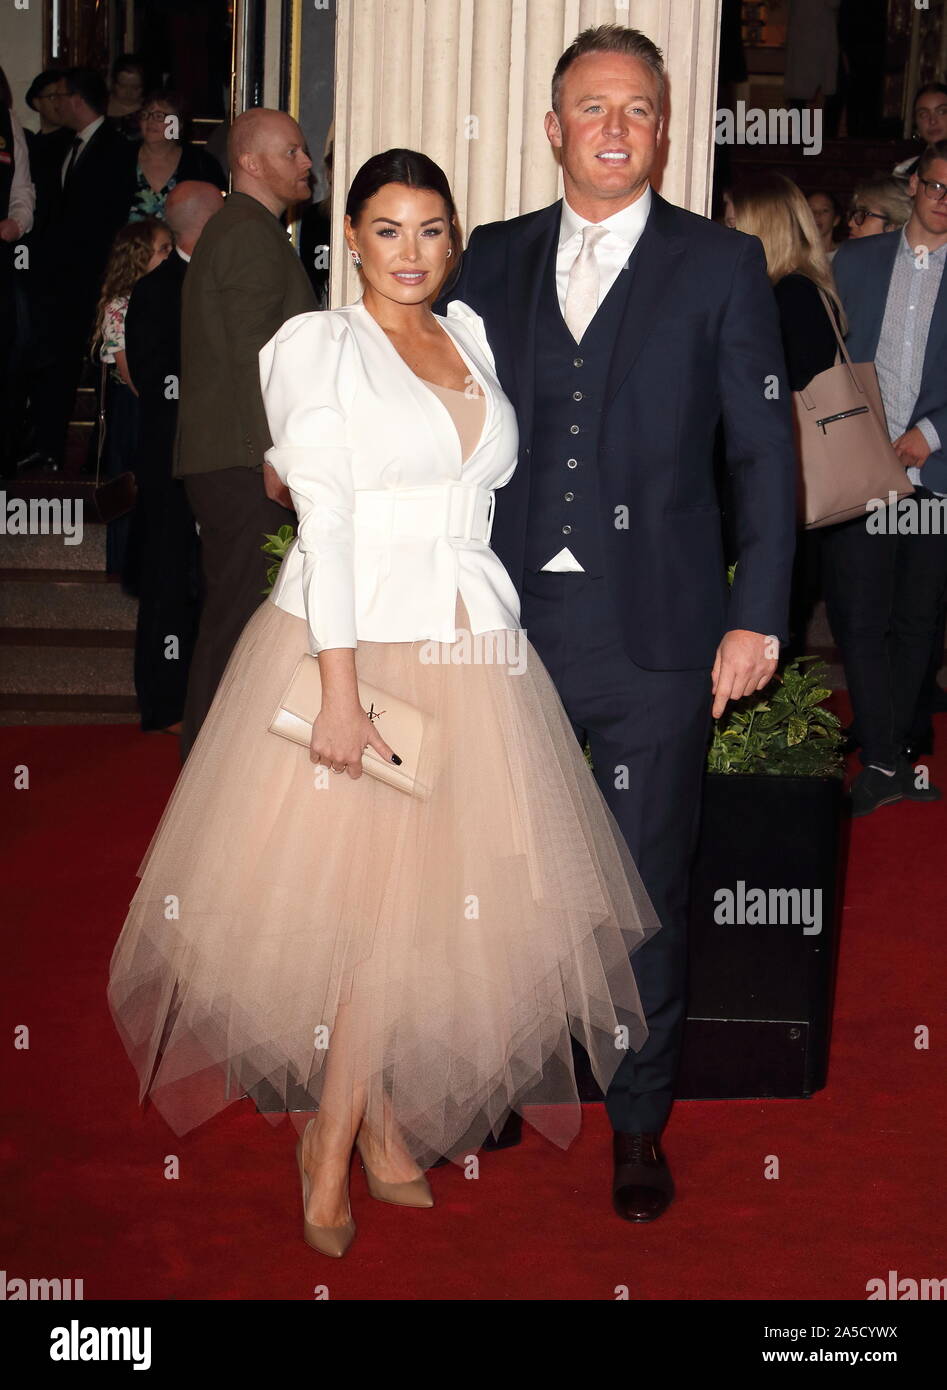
[{"xmin": 258, "ymin": 299, "xmax": 522, "ymax": 652}]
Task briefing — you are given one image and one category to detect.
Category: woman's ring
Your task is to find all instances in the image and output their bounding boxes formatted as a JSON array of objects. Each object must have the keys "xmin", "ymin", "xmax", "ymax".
[{"xmin": 330, "ymin": 763, "xmax": 347, "ymax": 774}]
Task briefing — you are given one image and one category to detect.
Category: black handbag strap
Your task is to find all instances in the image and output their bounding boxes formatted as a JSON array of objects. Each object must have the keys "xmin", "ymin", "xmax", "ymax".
[{"xmin": 94, "ymin": 357, "xmax": 108, "ymax": 487}]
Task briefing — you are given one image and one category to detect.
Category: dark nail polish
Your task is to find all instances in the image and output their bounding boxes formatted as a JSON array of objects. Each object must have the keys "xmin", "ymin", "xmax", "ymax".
[{"xmin": 391, "ymin": 754, "xmax": 402, "ymax": 765}]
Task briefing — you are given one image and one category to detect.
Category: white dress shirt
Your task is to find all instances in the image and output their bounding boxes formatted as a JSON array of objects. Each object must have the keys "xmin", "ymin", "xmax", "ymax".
[
  {"xmin": 60, "ymin": 114, "xmax": 105, "ymax": 184},
  {"xmin": 544, "ymin": 185, "xmax": 653, "ymax": 571},
  {"xmin": 259, "ymin": 299, "xmax": 522, "ymax": 653},
  {"xmin": 7, "ymin": 109, "xmax": 35, "ymax": 237}
]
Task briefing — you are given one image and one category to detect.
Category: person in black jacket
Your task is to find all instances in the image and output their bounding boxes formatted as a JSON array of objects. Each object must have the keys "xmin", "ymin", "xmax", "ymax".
[
  {"xmin": 25, "ymin": 68, "xmax": 137, "ymax": 472},
  {"xmin": 732, "ymin": 172, "xmax": 845, "ymax": 657},
  {"xmin": 9, "ymin": 72, "xmax": 71, "ymax": 473},
  {"xmin": 123, "ymin": 179, "xmax": 224, "ymax": 734}
]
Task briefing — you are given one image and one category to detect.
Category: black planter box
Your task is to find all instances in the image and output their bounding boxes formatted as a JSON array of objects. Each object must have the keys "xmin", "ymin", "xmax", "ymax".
[{"xmin": 675, "ymin": 772, "xmax": 846, "ymax": 1099}]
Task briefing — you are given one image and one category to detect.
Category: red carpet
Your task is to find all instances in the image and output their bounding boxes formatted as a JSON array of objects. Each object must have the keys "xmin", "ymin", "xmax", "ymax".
[{"xmin": 2, "ymin": 718, "xmax": 945, "ymax": 1301}]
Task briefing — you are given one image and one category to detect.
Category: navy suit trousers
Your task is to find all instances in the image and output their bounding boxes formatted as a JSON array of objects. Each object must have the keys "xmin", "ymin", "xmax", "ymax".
[{"xmin": 521, "ymin": 569, "xmax": 713, "ymax": 1134}]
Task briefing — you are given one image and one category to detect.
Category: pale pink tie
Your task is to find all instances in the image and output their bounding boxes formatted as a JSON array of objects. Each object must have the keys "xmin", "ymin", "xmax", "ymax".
[{"xmin": 564, "ymin": 224, "xmax": 608, "ymax": 343}]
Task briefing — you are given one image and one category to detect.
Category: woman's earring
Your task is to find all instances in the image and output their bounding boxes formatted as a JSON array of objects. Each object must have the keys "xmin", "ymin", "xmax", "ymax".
[
  {"xmin": 446, "ymin": 248, "xmax": 452, "ymax": 258},
  {"xmin": 350, "ymin": 249, "xmax": 362, "ymax": 268}
]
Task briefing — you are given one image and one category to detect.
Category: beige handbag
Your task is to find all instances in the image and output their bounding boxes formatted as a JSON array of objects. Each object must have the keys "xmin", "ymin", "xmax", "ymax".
[
  {"xmin": 269, "ymin": 654, "xmax": 433, "ymax": 799},
  {"xmin": 794, "ymin": 288, "xmax": 914, "ymax": 528}
]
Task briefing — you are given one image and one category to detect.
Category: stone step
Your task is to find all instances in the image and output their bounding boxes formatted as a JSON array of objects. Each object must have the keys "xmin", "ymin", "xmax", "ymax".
[
  {"xmin": 0, "ymin": 525, "xmax": 106, "ymax": 571},
  {"xmin": 0, "ymin": 570, "xmax": 137, "ymax": 630},
  {"xmin": 0, "ymin": 643, "xmax": 135, "ymax": 697},
  {"xmin": 0, "ymin": 704, "xmax": 139, "ymax": 726},
  {"xmin": 0, "ymin": 627, "xmax": 134, "ymax": 648}
]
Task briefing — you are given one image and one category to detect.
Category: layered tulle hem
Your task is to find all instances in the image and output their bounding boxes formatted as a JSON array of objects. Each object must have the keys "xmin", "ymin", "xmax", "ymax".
[{"xmin": 107, "ymin": 596, "xmax": 661, "ymax": 1163}]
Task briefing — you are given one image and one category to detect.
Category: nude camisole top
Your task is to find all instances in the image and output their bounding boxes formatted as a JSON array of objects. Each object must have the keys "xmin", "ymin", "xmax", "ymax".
[{"xmin": 418, "ymin": 377, "xmax": 486, "ymax": 466}]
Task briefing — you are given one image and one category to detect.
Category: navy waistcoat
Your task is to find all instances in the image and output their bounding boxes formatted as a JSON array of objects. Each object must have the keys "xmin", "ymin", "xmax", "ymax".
[{"xmin": 524, "ymin": 233, "xmax": 639, "ymax": 575}]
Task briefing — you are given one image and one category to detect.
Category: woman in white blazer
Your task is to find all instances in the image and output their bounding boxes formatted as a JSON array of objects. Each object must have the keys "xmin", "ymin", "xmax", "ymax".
[{"xmin": 108, "ymin": 150, "xmax": 660, "ymax": 1258}]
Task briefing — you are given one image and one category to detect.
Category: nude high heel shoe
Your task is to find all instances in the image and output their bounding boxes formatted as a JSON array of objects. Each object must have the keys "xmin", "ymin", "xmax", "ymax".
[
  {"xmin": 296, "ymin": 1119, "xmax": 356, "ymax": 1257},
  {"xmin": 356, "ymin": 1138, "xmax": 434, "ymax": 1208}
]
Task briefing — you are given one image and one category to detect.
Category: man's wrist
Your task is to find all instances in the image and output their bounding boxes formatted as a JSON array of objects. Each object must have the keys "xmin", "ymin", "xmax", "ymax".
[{"xmin": 916, "ymin": 417, "xmax": 940, "ymax": 456}]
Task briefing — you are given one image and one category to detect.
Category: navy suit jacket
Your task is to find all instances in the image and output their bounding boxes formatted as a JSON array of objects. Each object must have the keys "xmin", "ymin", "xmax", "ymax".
[
  {"xmin": 832, "ymin": 230, "xmax": 947, "ymax": 495},
  {"xmin": 435, "ymin": 190, "xmax": 797, "ymax": 670}
]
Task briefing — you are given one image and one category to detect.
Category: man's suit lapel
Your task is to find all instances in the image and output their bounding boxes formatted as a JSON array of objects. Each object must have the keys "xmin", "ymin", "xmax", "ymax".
[
  {"xmin": 72, "ymin": 125, "xmax": 104, "ymax": 180},
  {"xmin": 603, "ymin": 191, "xmax": 687, "ymax": 408},
  {"xmin": 506, "ymin": 202, "xmax": 561, "ymax": 447},
  {"xmin": 862, "ymin": 231, "xmax": 901, "ymax": 358},
  {"xmin": 921, "ymin": 250, "xmax": 947, "ymax": 388},
  {"xmin": 63, "ymin": 126, "xmax": 103, "ymax": 207}
]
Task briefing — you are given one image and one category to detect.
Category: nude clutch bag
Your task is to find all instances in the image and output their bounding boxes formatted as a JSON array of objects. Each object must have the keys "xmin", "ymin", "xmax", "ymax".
[{"xmin": 268, "ymin": 654, "xmax": 432, "ymax": 799}]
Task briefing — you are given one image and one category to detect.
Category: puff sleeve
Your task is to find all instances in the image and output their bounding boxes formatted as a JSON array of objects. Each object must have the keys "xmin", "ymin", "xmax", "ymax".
[
  {"xmin": 258, "ymin": 311, "xmax": 359, "ymax": 653},
  {"xmin": 444, "ymin": 298, "xmax": 497, "ymax": 373}
]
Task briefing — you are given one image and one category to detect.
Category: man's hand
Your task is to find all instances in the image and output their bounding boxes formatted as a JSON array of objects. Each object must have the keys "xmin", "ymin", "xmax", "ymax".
[
  {"xmin": 0, "ymin": 218, "xmax": 21, "ymax": 243},
  {"xmin": 892, "ymin": 427, "xmax": 932, "ymax": 469},
  {"xmin": 263, "ymin": 460, "xmax": 293, "ymax": 510},
  {"xmin": 711, "ymin": 629, "xmax": 778, "ymax": 720}
]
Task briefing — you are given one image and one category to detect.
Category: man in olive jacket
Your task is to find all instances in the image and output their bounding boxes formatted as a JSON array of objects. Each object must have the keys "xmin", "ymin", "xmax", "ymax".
[{"xmin": 175, "ymin": 108, "xmax": 317, "ymax": 758}]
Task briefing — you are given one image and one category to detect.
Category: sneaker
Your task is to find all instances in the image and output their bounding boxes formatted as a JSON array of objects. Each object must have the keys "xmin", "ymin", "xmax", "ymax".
[{"xmin": 849, "ymin": 765, "xmax": 903, "ymax": 817}]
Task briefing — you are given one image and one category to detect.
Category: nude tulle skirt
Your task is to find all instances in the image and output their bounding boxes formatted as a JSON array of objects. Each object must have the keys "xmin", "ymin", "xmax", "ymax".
[{"xmin": 107, "ymin": 593, "xmax": 661, "ymax": 1164}]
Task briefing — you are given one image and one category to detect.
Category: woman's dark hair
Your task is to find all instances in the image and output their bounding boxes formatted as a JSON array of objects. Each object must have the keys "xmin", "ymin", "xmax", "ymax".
[
  {"xmin": 915, "ymin": 81, "xmax": 947, "ymax": 107},
  {"xmin": 806, "ymin": 187, "xmax": 841, "ymax": 218},
  {"xmin": 0, "ymin": 65, "xmax": 11, "ymax": 111},
  {"xmin": 345, "ymin": 148, "xmax": 463, "ymax": 294}
]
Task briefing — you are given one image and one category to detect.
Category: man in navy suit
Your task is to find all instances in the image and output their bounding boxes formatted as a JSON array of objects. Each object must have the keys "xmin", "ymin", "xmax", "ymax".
[
  {"xmin": 437, "ymin": 24, "xmax": 796, "ymax": 1221},
  {"xmin": 823, "ymin": 138, "xmax": 947, "ymax": 817}
]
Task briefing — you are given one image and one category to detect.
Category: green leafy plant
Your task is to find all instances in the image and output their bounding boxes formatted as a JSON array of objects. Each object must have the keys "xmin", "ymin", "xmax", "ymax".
[
  {"xmin": 708, "ymin": 562, "xmax": 843, "ymax": 775},
  {"xmin": 584, "ymin": 655, "xmax": 843, "ymax": 777},
  {"xmin": 261, "ymin": 525, "xmax": 296, "ymax": 595},
  {"xmin": 707, "ymin": 655, "xmax": 844, "ymax": 777}
]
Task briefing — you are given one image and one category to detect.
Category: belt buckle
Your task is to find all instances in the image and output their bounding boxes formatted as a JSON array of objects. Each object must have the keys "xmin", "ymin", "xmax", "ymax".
[{"xmin": 448, "ymin": 482, "xmax": 476, "ymax": 542}]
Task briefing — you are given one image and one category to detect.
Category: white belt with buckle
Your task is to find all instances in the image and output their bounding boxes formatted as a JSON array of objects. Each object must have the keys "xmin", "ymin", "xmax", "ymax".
[{"xmin": 354, "ymin": 482, "xmax": 495, "ymax": 543}]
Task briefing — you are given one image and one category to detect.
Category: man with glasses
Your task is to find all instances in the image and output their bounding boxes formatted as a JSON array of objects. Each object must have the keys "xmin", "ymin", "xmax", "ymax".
[{"xmin": 823, "ymin": 141, "xmax": 947, "ymax": 816}]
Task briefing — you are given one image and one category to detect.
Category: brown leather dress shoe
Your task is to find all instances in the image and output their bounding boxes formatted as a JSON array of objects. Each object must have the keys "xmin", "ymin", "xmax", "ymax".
[{"xmin": 612, "ymin": 1131, "xmax": 674, "ymax": 1222}]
